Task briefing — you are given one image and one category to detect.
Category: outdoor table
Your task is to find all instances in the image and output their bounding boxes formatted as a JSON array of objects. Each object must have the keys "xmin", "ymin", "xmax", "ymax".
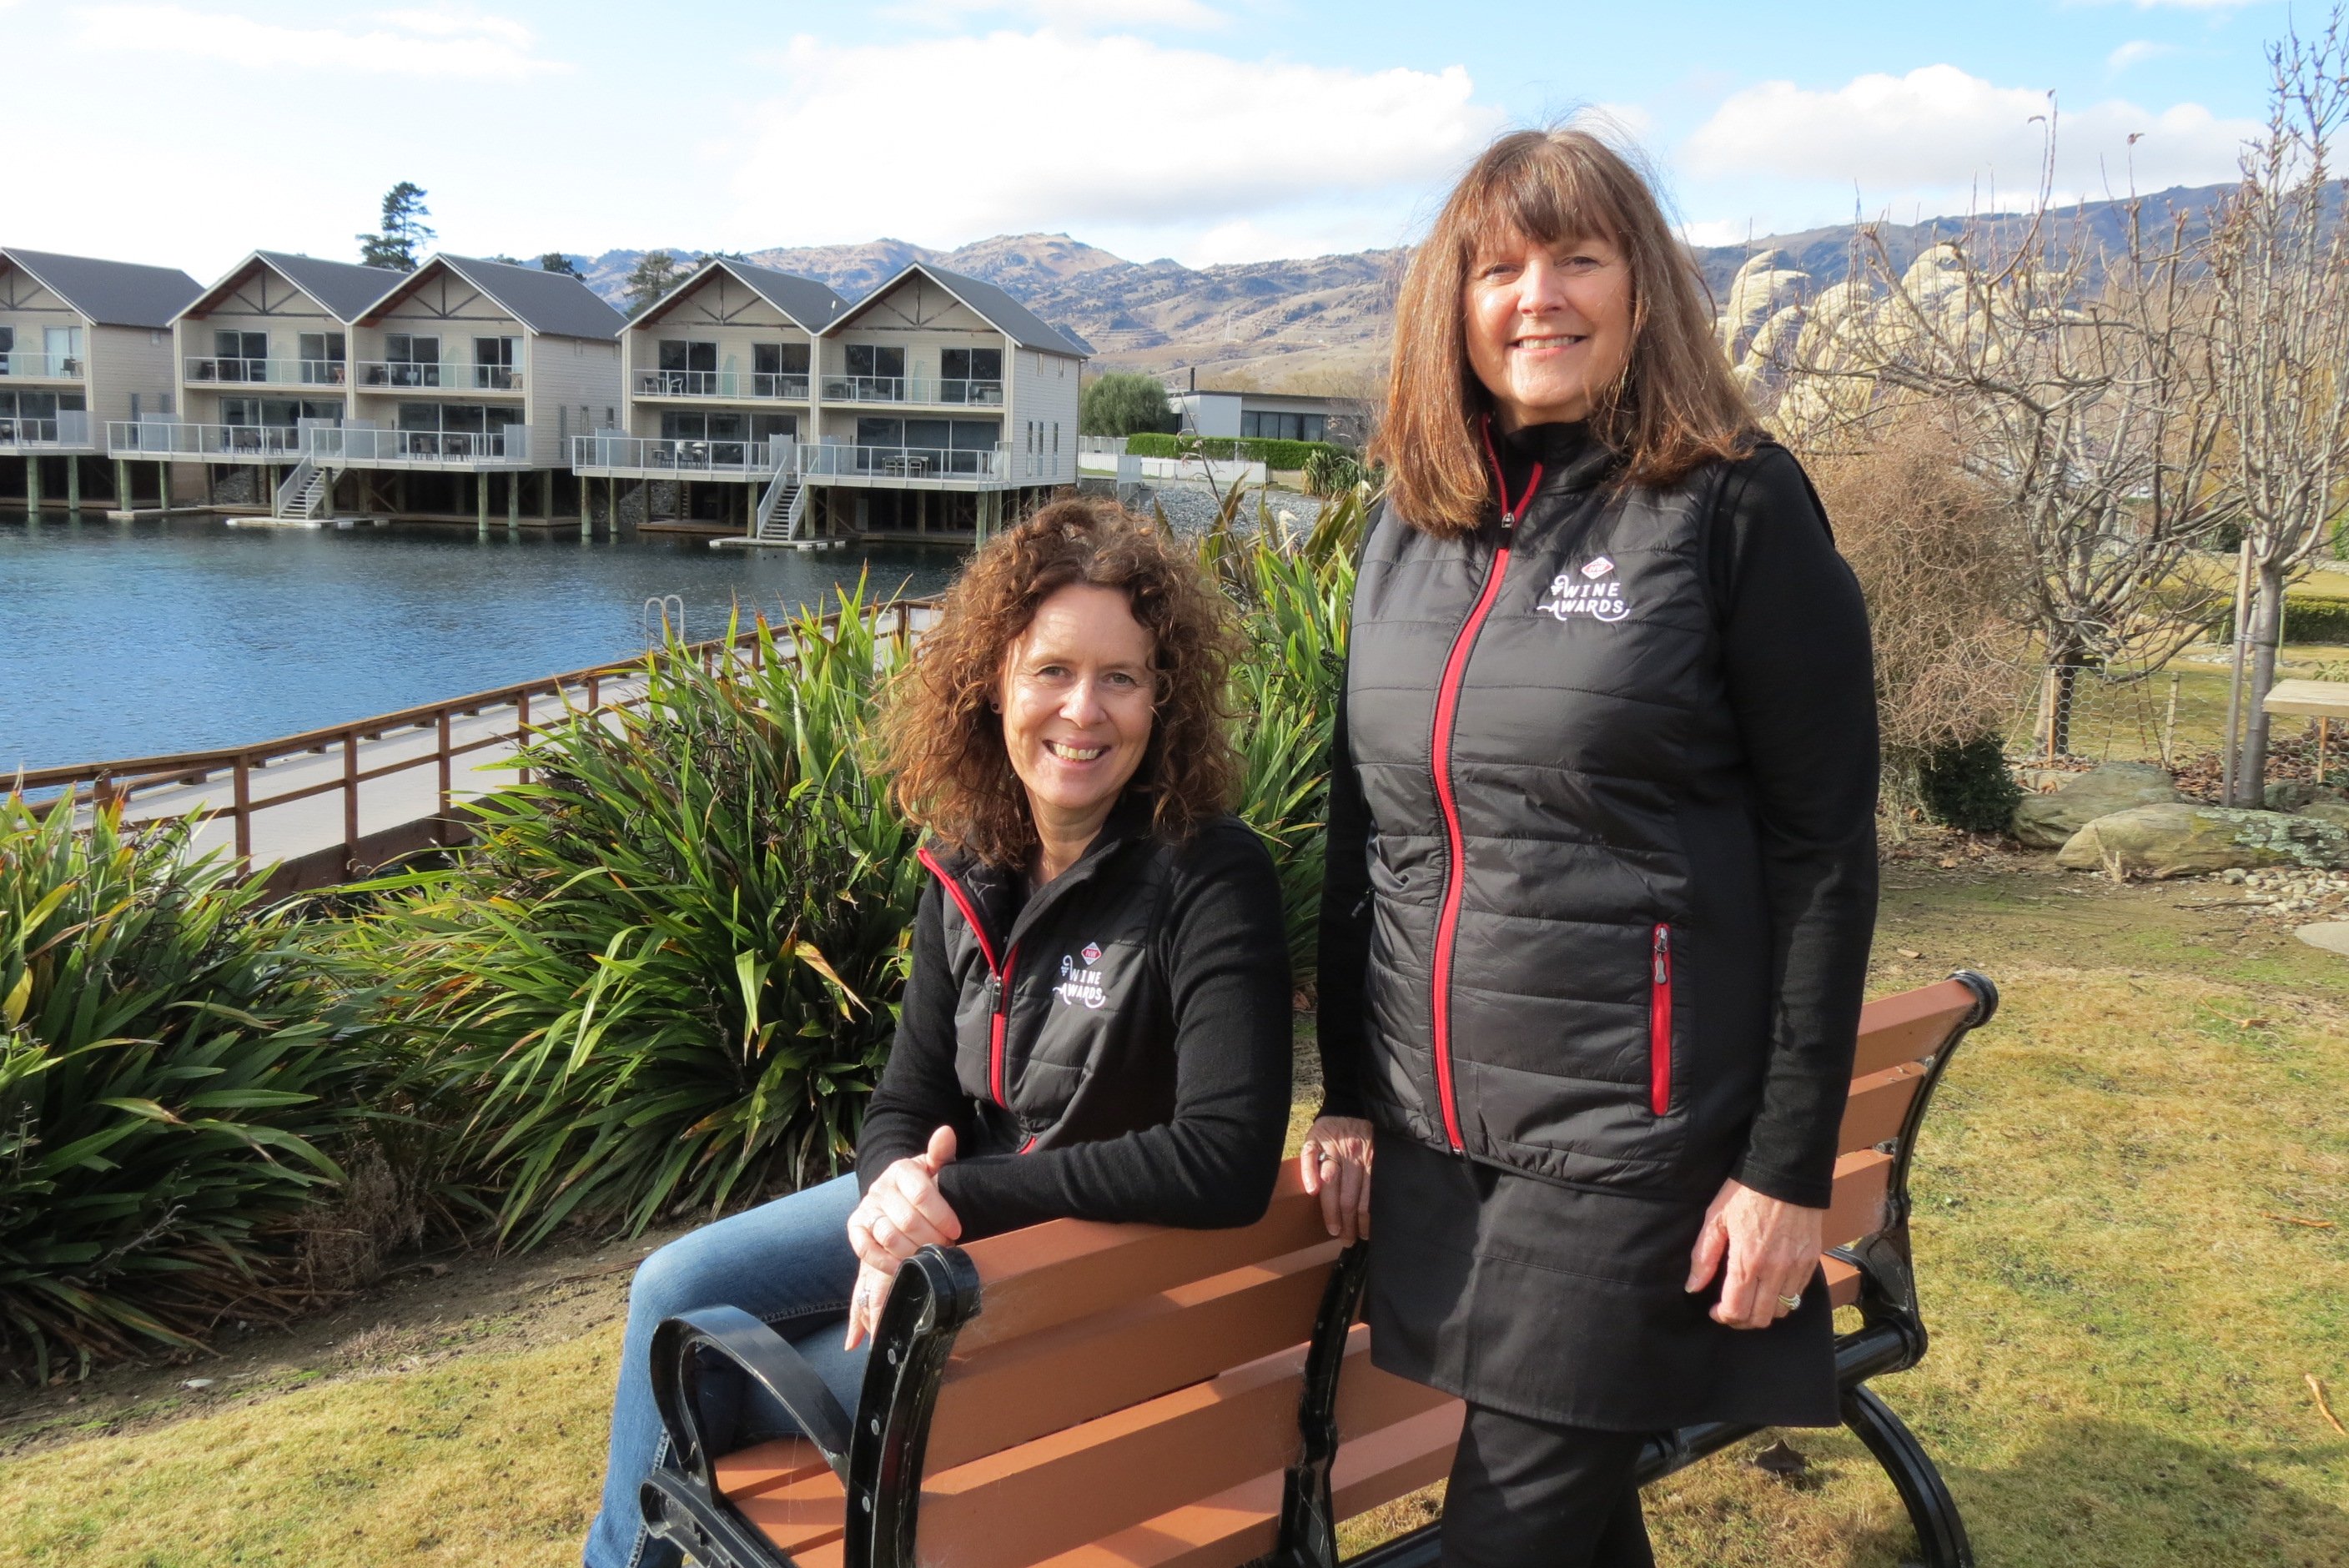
[{"xmin": 2263, "ymin": 678, "xmax": 2349, "ymax": 781}]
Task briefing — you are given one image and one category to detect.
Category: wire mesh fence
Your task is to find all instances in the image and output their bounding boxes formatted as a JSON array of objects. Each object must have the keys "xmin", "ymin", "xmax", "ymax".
[{"xmin": 2002, "ymin": 659, "xmax": 2346, "ymax": 795}]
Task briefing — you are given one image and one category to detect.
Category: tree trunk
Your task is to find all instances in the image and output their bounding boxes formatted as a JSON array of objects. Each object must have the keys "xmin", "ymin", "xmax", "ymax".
[
  {"xmin": 2232, "ymin": 561, "xmax": 2291, "ymax": 807},
  {"xmin": 2036, "ymin": 656, "xmax": 2084, "ymax": 760}
]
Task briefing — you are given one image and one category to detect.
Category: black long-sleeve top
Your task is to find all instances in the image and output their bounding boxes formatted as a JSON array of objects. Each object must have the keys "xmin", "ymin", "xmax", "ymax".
[
  {"xmin": 858, "ymin": 812, "xmax": 1292, "ymax": 1239},
  {"xmin": 1316, "ymin": 430, "xmax": 1879, "ymax": 1209}
]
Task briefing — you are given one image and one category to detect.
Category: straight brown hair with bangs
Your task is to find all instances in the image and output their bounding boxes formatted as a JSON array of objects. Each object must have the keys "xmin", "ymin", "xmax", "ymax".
[{"xmin": 1374, "ymin": 128, "xmax": 1758, "ymax": 536}]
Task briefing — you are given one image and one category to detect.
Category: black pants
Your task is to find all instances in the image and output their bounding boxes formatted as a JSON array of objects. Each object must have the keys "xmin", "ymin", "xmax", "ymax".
[{"xmin": 1439, "ymin": 1403, "xmax": 1655, "ymax": 1568}]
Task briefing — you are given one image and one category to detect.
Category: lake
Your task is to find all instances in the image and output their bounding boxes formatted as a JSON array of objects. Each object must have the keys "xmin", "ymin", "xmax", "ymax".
[{"xmin": 1, "ymin": 515, "xmax": 960, "ymax": 772}]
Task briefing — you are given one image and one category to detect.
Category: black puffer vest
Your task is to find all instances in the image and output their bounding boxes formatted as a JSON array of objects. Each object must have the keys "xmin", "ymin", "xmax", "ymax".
[
  {"xmin": 1346, "ymin": 429, "xmax": 1770, "ymax": 1194},
  {"xmin": 914, "ymin": 795, "xmax": 1191, "ymax": 1155}
]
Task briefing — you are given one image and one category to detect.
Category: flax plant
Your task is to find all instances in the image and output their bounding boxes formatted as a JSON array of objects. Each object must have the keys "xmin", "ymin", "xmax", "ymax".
[
  {"xmin": 0, "ymin": 799, "xmax": 367, "ymax": 1379},
  {"xmin": 356, "ymin": 591, "xmax": 919, "ymax": 1249}
]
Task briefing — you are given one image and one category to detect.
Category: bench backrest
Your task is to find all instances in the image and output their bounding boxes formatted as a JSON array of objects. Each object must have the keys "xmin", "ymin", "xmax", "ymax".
[{"xmin": 716, "ymin": 971, "xmax": 1996, "ymax": 1568}]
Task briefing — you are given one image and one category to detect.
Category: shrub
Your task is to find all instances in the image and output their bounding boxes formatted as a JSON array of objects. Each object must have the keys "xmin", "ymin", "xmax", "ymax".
[
  {"xmin": 1915, "ymin": 736, "xmax": 2023, "ymax": 834},
  {"xmin": 2212, "ymin": 593, "xmax": 2349, "ymax": 646},
  {"xmin": 354, "ymin": 592, "xmax": 920, "ymax": 1248},
  {"xmin": 1802, "ymin": 420, "xmax": 2031, "ymax": 808},
  {"xmin": 1079, "ymin": 373, "xmax": 1180, "ymax": 438},
  {"xmin": 1302, "ymin": 449, "xmax": 1367, "ymax": 497},
  {"xmin": 0, "ymin": 799, "xmax": 376, "ymax": 1377},
  {"xmin": 1207, "ymin": 490, "xmax": 1366, "ymax": 989},
  {"xmin": 1125, "ymin": 433, "xmax": 1356, "ymax": 470}
]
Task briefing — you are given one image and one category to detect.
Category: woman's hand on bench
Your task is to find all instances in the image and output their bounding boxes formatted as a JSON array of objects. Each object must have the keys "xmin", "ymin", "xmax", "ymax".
[
  {"xmin": 1298, "ymin": 1116, "xmax": 1375, "ymax": 1245},
  {"xmin": 846, "ymin": 1126, "xmax": 963, "ymax": 1349}
]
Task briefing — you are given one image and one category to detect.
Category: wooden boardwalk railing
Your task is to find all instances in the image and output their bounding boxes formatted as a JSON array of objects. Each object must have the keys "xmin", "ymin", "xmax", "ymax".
[{"xmin": 12, "ymin": 600, "xmax": 936, "ymax": 892}]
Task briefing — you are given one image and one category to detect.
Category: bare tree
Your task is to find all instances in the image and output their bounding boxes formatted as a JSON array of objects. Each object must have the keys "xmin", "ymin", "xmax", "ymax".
[
  {"xmin": 1771, "ymin": 126, "xmax": 2231, "ymax": 755},
  {"xmin": 2206, "ymin": 8, "xmax": 2349, "ymax": 805}
]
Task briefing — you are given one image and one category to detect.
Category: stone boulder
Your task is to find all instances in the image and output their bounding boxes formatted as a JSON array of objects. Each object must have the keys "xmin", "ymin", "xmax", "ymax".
[
  {"xmin": 2266, "ymin": 781, "xmax": 2346, "ymax": 812},
  {"xmin": 2057, "ymin": 804, "xmax": 2349, "ymax": 878},
  {"xmin": 2012, "ymin": 762, "xmax": 2183, "ymax": 849},
  {"xmin": 2298, "ymin": 801, "xmax": 2349, "ymax": 832}
]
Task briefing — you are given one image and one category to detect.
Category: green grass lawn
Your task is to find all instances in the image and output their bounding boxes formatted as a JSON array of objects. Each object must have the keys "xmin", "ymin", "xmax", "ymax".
[{"xmin": 3, "ymin": 854, "xmax": 2346, "ymax": 1566}]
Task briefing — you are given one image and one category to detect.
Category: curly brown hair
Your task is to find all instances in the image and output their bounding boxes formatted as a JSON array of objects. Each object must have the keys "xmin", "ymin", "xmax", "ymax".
[{"xmin": 877, "ymin": 496, "xmax": 1243, "ymax": 867}]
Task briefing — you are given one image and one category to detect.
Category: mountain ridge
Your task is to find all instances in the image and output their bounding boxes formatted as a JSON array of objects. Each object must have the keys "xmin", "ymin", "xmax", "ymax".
[{"xmin": 571, "ymin": 182, "xmax": 2236, "ymax": 392}]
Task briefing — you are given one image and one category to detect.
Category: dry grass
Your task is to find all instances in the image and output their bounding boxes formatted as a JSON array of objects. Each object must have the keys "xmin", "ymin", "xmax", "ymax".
[{"xmin": 2, "ymin": 870, "xmax": 2345, "ymax": 1566}]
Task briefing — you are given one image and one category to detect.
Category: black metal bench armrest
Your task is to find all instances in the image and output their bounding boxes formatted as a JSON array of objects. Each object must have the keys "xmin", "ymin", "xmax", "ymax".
[{"xmin": 651, "ymin": 1304, "xmax": 855, "ymax": 1487}]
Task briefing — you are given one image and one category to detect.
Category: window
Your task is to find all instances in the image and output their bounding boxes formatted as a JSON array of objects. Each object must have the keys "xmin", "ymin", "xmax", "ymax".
[
  {"xmin": 752, "ymin": 342, "xmax": 810, "ymax": 397},
  {"xmin": 1239, "ymin": 410, "xmax": 1329, "ymax": 443},
  {"xmin": 214, "ymin": 329, "xmax": 265, "ymax": 381},
  {"xmin": 939, "ymin": 347, "xmax": 1003, "ymax": 403},
  {"xmin": 298, "ymin": 331, "xmax": 346, "ymax": 385},
  {"xmin": 383, "ymin": 334, "xmax": 440, "ymax": 389},
  {"xmin": 474, "ymin": 335, "xmax": 521, "ymax": 390},
  {"xmin": 396, "ymin": 401, "xmax": 518, "ymax": 455},
  {"xmin": 844, "ymin": 344, "xmax": 904, "ymax": 383}
]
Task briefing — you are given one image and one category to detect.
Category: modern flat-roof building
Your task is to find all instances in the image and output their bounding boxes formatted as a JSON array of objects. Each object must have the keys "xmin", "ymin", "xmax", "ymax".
[
  {"xmin": 1, "ymin": 247, "xmax": 201, "ymax": 513},
  {"xmin": 118, "ymin": 252, "xmax": 623, "ymax": 524},
  {"xmin": 581, "ymin": 259, "xmax": 1087, "ymax": 543},
  {"xmin": 1164, "ymin": 384, "xmax": 1369, "ymax": 448}
]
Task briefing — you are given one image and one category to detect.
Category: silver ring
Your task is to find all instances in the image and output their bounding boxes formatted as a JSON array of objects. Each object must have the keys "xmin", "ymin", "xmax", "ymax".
[{"xmin": 1776, "ymin": 1293, "xmax": 1802, "ymax": 1312}]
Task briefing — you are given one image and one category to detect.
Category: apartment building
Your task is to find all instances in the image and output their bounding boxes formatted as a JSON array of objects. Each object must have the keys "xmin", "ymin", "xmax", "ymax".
[
  {"xmin": 581, "ymin": 259, "xmax": 1088, "ymax": 543},
  {"xmin": 1, "ymin": 247, "xmax": 200, "ymax": 513},
  {"xmin": 319, "ymin": 254, "xmax": 624, "ymax": 523},
  {"xmin": 572, "ymin": 256, "xmax": 847, "ymax": 531},
  {"xmin": 805, "ymin": 262, "xmax": 1085, "ymax": 539},
  {"xmin": 114, "ymin": 250, "xmax": 400, "ymax": 511},
  {"xmin": 120, "ymin": 252, "xmax": 623, "ymax": 523}
]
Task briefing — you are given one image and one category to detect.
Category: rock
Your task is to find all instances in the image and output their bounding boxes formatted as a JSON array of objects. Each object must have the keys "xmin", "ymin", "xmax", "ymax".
[
  {"xmin": 2297, "ymin": 922, "xmax": 2349, "ymax": 957},
  {"xmin": 2058, "ymin": 804, "xmax": 2349, "ymax": 878},
  {"xmin": 2012, "ymin": 762, "xmax": 2182, "ymax": 849},
  {"xmin": 2267, "ymin": 781, "xmax": 2346, "ymax": 812},
  {"xmin": 2296, "ymin": 801, "xmax": 2349, "ymax": 832}
]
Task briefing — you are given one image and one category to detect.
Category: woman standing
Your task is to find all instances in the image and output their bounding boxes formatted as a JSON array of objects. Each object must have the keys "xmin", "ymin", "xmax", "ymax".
[{"xmin": 1300, "ymin": 130, "xmax": 1880, "ymax": 1566}]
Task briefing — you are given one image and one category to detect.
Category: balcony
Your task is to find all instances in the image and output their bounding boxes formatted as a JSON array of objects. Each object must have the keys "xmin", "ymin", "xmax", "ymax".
[
  {"xmin": 634, "ymin": 369, "xmax": 808, "ymax": 401},
  {"xmin": 354, "ymin": 360, "xmax": 525, "ymax": 394},
  {"xmin": 797, "ymin": 442, "xmax": 1006, "ymax": 485},
  {"xmin": 185, "ymin": 356, "xmax": 349, "ymax": 387},
  {"xmin": 818, "ymin": 376, "xmax": 1004, "ymax": 407},
  {"xmin": 0, "ymin": 351, "xmax": 84, "ymax": 380},
  {"xmin": 108, "ymin": 420, "xmax": 307, "ymax": 460},
  {"xmin": 571, "ymin": 433, "xmax": 784, "ymax": 479},
  {"xmin": 308, "ymin": 425, "xmax": 531, "ymax": 468},
  {"xmin": 1, "ymin": 410, "xmax": 94, "ymax": 450}
]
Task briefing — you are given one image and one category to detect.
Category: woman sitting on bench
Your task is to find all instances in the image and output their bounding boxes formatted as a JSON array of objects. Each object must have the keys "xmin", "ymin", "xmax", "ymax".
[{"xmin": 583, "ymin": 498, "xmax": 1295, "ymax": 1568}]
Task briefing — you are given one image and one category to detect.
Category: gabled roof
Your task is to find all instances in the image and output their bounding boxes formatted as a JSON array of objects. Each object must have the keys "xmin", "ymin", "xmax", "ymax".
[
  {"xmin": 359, "ymin": 254, "xmax": 626, "ymax": 339},
  {"xmin": 179, "ymin": 250, "xmax": 404, "ymax": 324},
  {"xmin": 828, "ymin": 262, "xmax": 1089, "ymax": 358},
  {"xmin": 637, "ymin": 257, "xmax": 849, "ymax": 333},
  {"xmin": 1, "ymin": 248, "xmax": 203, "ymax": 330}
]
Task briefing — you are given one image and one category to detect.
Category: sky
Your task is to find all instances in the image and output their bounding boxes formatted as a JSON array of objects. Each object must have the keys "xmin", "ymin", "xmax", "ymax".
[{"xmin": 4, "ymin": 0, "xmax": 2291, "ymax": 281}]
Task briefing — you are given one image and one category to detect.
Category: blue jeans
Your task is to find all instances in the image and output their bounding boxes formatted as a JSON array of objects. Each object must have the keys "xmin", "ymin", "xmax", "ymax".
[{"xmin": 583, "ymin": 1173, "xmax": 868, "ymax": 1568}]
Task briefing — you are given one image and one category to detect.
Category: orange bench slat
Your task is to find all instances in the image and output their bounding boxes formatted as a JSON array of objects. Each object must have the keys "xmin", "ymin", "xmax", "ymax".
[
  {"xmin": 1850, "ymin": 980, "xmax": 1977, "ymax": 1078},
  {"xmin": 1838, "ymin": 1060, "xmax": 1928, "ymax": 1153}
]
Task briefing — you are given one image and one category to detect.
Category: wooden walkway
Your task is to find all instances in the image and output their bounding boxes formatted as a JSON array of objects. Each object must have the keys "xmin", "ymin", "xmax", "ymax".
[{"xmin": 14, "ymin": 601, "xmax": 935, "ymax": 892}]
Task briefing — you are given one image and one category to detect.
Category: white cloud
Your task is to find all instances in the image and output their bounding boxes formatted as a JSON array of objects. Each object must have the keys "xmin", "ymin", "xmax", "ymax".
[
  {"xmin": 731, "ymin": 32, "xmax": 1505, "ymax": 252},
  {"xmin": 883, "ymin": 0, "xmax": 1227, "ymax": 28},
  {"xmin": 1683, "ymin": 65, "xmax": 2257, "ymax": 205},
  {"xmin": 2107, "ymin": 39, "xmax": 2181, "ymax": 73},
  {"xmin": 70, "ymin": 4, "xmax": 566, "ymax": 78}
]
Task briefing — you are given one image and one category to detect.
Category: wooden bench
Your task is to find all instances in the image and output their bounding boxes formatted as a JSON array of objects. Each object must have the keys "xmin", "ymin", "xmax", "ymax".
[{"xmin": 642, "ymin": 971, "xmax": 1998, "ymax": 1568}]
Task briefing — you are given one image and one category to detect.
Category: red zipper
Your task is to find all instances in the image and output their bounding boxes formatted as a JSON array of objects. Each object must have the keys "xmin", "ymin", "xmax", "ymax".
[
  {"xmin": 1649, "ymin": 924, "xmax": 1672, "ymax": 1115},
  {"xmin": 1426, "ymin": 422, "xmax": 1543, "ymax": 1153},
  {"xmin": 918, "ymin": 847, "xmax": 1020, "ymax": 1110}
]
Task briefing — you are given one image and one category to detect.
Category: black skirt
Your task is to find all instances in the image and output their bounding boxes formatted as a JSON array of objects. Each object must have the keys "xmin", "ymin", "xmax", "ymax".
[{"xmin": 1365, "ymin": 1131, "xmax": 1838, "ymax": 1431}]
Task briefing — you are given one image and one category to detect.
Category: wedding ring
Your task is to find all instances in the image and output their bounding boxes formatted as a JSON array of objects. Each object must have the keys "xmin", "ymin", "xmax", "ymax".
[{"xmin": 1775, "ymin": 1293, "xmax": 1802, "ymax": 1312}]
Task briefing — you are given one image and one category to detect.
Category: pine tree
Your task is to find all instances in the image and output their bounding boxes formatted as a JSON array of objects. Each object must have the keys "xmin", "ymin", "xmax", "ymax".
[
  {"xmin": 357, "ymin": 182, "xmax": 435, "ymax": 271},
  {"xmin": 537, "ymin": 253, "xmax": 583, "ymax": 279},
  {"xmin": 625, "ymin": 250, "xmax": 684, "ymax": 315}
]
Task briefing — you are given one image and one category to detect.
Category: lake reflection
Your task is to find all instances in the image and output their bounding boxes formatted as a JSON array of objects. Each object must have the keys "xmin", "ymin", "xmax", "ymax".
[{"xmin": 1, "ymin": 515, "xmax": 959, "ymax": 772}]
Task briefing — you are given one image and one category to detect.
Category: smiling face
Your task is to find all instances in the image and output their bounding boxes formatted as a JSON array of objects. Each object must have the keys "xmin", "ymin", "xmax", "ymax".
[
  {"xmin": 998, "ymin": 582, "xmax": 1157, "ymax": 856},
  {"xmin": 1461, "ymin": 229, "xmax": 1634, "ymax": 431}
]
